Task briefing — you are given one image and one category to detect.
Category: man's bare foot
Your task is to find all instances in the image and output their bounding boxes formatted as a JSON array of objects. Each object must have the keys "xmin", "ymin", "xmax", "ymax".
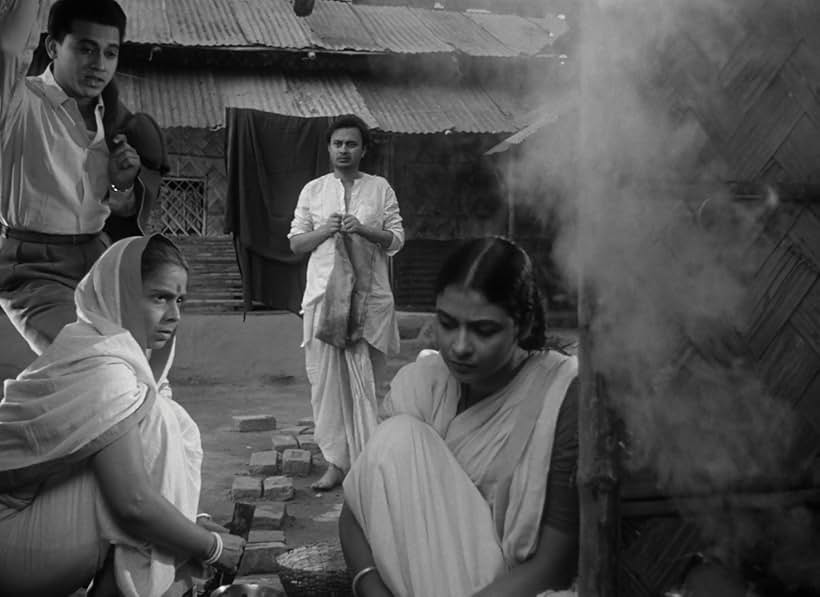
[{"xmin": 311, "ymin": 464, "xmax": 344, "ymax": 491}]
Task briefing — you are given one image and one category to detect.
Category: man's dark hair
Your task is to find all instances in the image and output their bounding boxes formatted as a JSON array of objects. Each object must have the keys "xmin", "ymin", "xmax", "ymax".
[
  {"xmin": 48, "ymin": 0, "xmax": 127, "ymax": 43},
  {"xmin": 325, "ymin": 114, "xmax": 371, "ymax": 150}
]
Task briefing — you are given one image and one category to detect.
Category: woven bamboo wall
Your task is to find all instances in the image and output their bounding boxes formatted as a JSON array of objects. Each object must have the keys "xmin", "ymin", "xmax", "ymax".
[{"xmin": 615, "ymin": 3, "xmax": 820, "ymax": 595}]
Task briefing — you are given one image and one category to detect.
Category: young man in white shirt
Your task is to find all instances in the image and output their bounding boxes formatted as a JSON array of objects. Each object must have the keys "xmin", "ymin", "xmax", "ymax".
[
  {"xmin": 289, "ymin": 114, "xmax": 405, "ymax": 490},
  {"xmin": 0, "ymin": 0, "xmax": 166, "ymax": 355}
]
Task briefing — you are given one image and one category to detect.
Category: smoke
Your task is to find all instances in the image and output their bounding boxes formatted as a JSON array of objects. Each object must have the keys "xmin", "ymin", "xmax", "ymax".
[{"xmin": 508, "ymin": 0, "xmax": 818, "ymax": 592}]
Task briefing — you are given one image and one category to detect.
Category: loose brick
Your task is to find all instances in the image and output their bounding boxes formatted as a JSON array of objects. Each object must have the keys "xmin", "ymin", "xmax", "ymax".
[
  {"xmin": 262, "ymin": 475, "xmax": 295, "ymax": 501},
  {"xmin": 297, "ymin": 416, "xmax": 315, "ymax": 428},
  {"xmin": 271, "ymin": 433, "xmax": 299, "ymax": 453},
  {"xmin": 231, "ymin": 476, "xmax": 262, "ymax": 500},
  {"xmin": 281, "ymin": 449, "xmax": 312, "ymax": 476},
  {"xmin": 249, "ymin": 451, "xmax": 280, "ymax": 476},
  {"xmin": 277, "ymin": 425, "xmax": 304, "ymax": 436},
  {"xmin": 296, "ymin": 433, "xmax": 321, "ymax": 455},
  {"xmin": 249, "ymin": 529, "xmax": 286, "ymax": 544},
  {"xmin": 253, "ymin": 504, "xmax": 288, "ymax": 530},
  {"xmin": 232, "ymin": 414, "xmax": 277, "ymax": 432},
  {"xmin": 237, "ymin": 541, "xmax": 288, "ymax": 575}
]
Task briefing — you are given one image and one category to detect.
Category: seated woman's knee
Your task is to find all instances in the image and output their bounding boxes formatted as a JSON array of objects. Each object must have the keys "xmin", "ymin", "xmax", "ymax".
[{"xmin": 370, "ymin": 414, "xmax": 439, "ymax": 461}]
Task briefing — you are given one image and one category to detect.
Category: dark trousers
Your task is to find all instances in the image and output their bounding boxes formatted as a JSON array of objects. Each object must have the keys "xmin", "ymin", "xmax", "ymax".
[{"xmin": 0, "ymin": 235, "xmax": 109, "ymax": 355}]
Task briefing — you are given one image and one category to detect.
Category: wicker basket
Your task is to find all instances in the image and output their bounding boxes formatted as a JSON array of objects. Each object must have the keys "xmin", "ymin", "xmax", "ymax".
[{"xmin": 275, "ymin": 541, "xmax": 353, "ymax": 597}]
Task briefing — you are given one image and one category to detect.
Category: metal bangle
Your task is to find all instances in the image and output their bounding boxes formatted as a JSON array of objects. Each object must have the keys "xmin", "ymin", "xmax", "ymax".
[
  {"xmin": 110, "ymin": 182, "xmax": 134, "ymax": 193},
  {"xmin": 203, "ymin": 531, "xmax": 223, "ymax": 565},
  {"xmin": 351, "ymin": 565, "xmax": 378, "ymax": 597}
]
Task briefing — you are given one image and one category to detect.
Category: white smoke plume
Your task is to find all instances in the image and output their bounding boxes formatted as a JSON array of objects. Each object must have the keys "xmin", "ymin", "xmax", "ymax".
[{"xmin": 507, "ymin": 0, "xmax": 818, "ymax": 591}]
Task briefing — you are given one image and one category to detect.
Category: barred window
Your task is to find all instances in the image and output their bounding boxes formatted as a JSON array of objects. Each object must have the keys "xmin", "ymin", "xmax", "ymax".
[{"xmin": 158, "ymin": 176, "xmax": 207, "ymax": 236}]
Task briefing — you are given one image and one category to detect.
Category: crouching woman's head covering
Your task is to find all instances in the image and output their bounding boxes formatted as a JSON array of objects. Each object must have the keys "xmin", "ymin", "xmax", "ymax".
[{"xmin": 0, "ymin": 235, "xmax": 183, "ymax": 492}]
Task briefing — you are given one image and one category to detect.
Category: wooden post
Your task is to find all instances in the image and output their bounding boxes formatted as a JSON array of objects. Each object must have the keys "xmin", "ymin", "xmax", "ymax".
[
  {"xmin": 505, "ymin": 154, "xmax": 516, "ymax": 239},
  {"xmin": 577, "ymin": 1, "xmax": 621, "ymax": 596}
]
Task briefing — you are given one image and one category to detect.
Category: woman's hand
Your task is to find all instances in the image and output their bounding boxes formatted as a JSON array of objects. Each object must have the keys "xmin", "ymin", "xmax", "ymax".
[
  {"xmin": 214, "ymin": 533, "xmax": 247, "ymax": 571},
  {"xmin": 356, "ymin": 570, "xmax": 393, "ymax": 597},
  {"xmin": 196, "ymin": 516, "xmax": 230, "ymax": 534}
]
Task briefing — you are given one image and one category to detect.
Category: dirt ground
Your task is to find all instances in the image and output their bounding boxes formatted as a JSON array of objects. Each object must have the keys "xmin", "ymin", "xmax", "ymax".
[{"xmin": 172, "ymin": 376, "xmax": 346, "ymax": 551}]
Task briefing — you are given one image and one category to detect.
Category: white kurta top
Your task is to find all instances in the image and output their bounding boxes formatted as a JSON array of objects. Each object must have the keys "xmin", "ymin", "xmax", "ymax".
[{"xmin": 288, "ymin": 172, "xmax": 404, "ymax": 310}]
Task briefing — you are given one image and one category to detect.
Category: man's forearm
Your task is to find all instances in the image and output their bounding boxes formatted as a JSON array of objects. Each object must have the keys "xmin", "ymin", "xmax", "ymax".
[
  {"xmin": 358, "ymin": 226, "xmax": 394, "ymax": 250},
  {"xmin": 290, "ymin": 227, "xmax": 333, "ymax": 254},
  {"xmin": 107, "ymin": 181, "xmax": 139, "ymax": 218},
  {"xmin": 0, "ymin": 0, "xmax": 42, "ymax": 55}
]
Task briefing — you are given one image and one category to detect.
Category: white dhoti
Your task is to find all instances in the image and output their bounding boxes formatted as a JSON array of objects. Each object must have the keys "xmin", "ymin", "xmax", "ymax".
[
  {"xmin": 303, "ymin": 302, "xmax": 387, "ymax": 472},
  {"xmin": 344, "ymin": 415, "xmax": 506, "ymax": 597}
]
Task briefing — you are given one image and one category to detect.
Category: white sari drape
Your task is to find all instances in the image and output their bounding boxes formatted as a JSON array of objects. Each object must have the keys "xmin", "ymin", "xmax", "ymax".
[
  {"xmin": 344, "ymin": 351, "xmax": 578, "ymax": 597},
  {"xmin": 0, "ymin": 236, "xmax": 202, "ymax": 597}
]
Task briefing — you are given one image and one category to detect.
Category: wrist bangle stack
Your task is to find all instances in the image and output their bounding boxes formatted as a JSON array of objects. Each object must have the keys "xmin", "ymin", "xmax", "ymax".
[
  {"xmin": 351, "ymin": 565, "xmax": 377, "ymax": 597},
  {"xmin": 203, "ymin": 531, "xmax": 223, "ymax": 565}
]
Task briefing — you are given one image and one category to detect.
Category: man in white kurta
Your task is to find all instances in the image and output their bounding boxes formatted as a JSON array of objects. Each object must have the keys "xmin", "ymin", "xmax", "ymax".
[{"xmin": 288, "ymin": 114, "xmax": 404, "ymax": 490}]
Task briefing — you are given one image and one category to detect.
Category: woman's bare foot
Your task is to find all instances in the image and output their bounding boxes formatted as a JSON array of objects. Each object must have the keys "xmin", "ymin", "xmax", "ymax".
[{"xmin": 311, "ymin": 464, "xmax": 344, "ymax": 491}]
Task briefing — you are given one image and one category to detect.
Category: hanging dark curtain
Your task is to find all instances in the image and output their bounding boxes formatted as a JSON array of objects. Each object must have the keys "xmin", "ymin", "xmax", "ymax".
[{"xmin": 224, "ymin": 108, "xmax": 332, "ymax": 314}]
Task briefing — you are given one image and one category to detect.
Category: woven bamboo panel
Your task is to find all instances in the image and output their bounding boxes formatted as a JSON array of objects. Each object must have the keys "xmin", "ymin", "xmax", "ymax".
[{"xmin": 616, "ymin": 4, "xmax": 820, "ymax": 595}]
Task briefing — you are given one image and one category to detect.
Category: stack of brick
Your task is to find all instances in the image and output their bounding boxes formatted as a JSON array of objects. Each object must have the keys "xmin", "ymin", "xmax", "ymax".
[{"xmin": 227, "ymin": 416, "xmax": 321, "ymax": 576}]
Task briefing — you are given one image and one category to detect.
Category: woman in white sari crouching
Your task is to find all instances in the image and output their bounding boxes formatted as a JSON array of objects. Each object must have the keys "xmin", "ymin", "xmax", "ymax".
[
  {"xmin": 340, "ymin": 237, "xmax": 579, "ymax": 597},
  {"xmin": 0, "ymin": 235, "xmax": 245, "ymax": 597}
]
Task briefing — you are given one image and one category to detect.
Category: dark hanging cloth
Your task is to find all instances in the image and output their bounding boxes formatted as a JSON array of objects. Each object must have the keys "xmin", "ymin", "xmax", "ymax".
[{"xmin": 224, "ymin": 109, "xmax": 332, "ymax": 315}]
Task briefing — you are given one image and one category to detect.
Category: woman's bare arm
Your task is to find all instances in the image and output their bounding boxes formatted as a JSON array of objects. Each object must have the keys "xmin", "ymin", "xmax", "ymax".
[
  {"xmin": 472, "ymin": 525, "xmax": 578, "ymax": 597},
  {"xmin": 92, "ymin": 425, "xmax": 244, "ymax": 568},
  {"xmin": 339, "ymin": 502, "xmax": 393, "ymax": 597}
]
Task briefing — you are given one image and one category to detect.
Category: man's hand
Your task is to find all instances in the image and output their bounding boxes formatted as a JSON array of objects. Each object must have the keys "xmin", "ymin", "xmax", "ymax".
[
  {"xmin": 322, "ymin": 212, "xmax": 343, "ymax": 237},
  {"xmin": 341, "ymin": 214, "xmax": 363, "ymax": 235},
  {"xmin": 108, "ymin": 133, "xmax": 141, "ymax": 190}
]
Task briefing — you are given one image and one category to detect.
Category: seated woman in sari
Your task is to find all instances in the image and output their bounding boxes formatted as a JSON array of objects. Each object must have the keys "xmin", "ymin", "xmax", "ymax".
[
  {"xmin": 0, "ymin": 235, "xmax": 245, "ymax": 597},
  {"xmin": 339, "ymin": 236, "xmax": 579, "ymax": 597}
]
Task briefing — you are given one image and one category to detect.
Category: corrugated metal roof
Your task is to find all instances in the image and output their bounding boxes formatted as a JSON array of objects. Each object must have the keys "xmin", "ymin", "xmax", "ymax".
[
  {"xmin": 353, "ymin": 5, "xmax": 452, "ymax": 54},
  {"xmin": 526, "ymin": 14, "xmax": 570, "ymax": 45},
  {"xmin": 485, "ymin": 95, "xmax": 575, "ymax": 154},
  {"xmin": 221, "ymin": 73, "xmax": 379, "ymax": 126},
  {"xmin": 356, "ymin": 78, "xmax": 518, "ymax": 134},
  {"xmin": 166, "ymin": 0, "xmax": 246, "ymax": 47},
  {"xmin": 116, "ymin": 70, "xmax": 223, "ymax": 128},
  {"xmin": 466, "ymin": 12, "xmax": 555, "ymax": 56},
  {"xmin": 115, "ymin": 69, "xmax": 532, "ymax": 134},
  {"xmin": 410, "ymin": 8, "xmax": 516, "ymax": 57},
  {"xmin": 232, "ymin": 0, "xmax": 322, "ymax": 49},
  {"xmin": 304, "ymin": 0, "xmax": 382, "ymax": 52},
  {"xmin": 38, "ymin": 0, "xmax": 562, "ymax": 56},
  {"xmin": 118, "ymin": 0, "xmax": 173, "ymax": 44}
]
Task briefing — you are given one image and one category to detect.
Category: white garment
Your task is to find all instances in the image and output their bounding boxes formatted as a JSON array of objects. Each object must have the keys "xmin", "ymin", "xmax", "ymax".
[
  {"xmin": 0, "ymin": 237, "xmax": 202, "ymax": 597},
  {"xmin": 344, "ymin": 351, "xmax": 578, "ymax": 596},
  {"xmin": 345, "ymin": 415, "xmax": 507, "ymax": 597},
  {"xmin": 303, "ymin": 302, "xmax": 387, "ymax": 472},
  {"xmin": 288, "ymin": 172, "xmax": 404, "ymax": 310},
  {"xmin": 290, "ymin": 171, "xmax": 403, "ymax": 470},
  {"xmin": 1, "ymin": 42, "xmax": 112, "ymax": 233}
]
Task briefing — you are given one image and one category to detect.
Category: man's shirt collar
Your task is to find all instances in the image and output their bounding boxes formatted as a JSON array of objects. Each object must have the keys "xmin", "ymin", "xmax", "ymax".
[{"xmin": 37, "ymin": 64, "xmax": 105, "ymax": 115}]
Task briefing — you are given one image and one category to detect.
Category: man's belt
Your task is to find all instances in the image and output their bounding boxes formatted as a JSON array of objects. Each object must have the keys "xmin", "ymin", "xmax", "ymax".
[{"xmin": 0, "ymin": 224, "xmax": 100, "ymax": 245}]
